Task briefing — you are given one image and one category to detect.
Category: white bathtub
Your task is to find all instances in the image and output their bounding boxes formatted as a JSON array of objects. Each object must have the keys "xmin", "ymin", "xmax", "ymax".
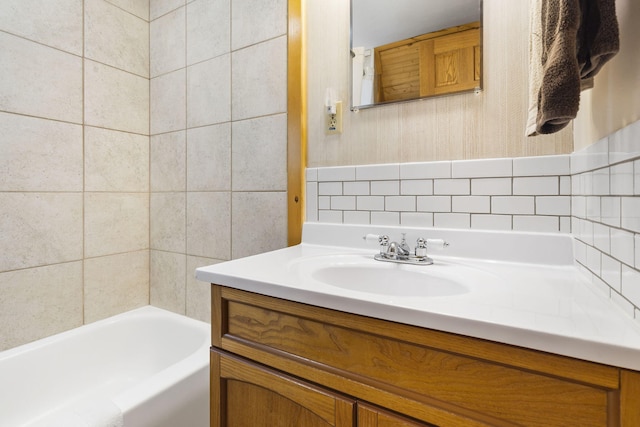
[{"xmin": 0, "ymin": 306, "xmax": 210, "ymax": 427}]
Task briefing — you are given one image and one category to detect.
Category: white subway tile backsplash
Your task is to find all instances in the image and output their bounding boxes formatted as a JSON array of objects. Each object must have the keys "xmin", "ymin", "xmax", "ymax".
[
  {"xmin": 317, "ymin": 166, "xmax": 356, "ymax": 182},
  {"xmin": 622, "ymin": 197, "xmax": 640, "ymax": 233},
  {"xmin": 386, "ymin": 196, "xmax": 416, "ymax": 212},
  {"xmin": 306, "ymin": 182, "xmax": 318, "ymax": 222},
  {"xmin": 636, "ymin": 234, "xmax": 640, "ymax": 268},
  {"xmin": 636, "ymin": 160, "xmax": 640, "ymax": 195},
  {"xmin": 452, "ymin": 196, "xmax": 490, "ymax": 213},
  {"xmin": 318, "ymin": 182, "xmax": 342, "ymax": 195},
  {"xmin": 601, "ymin": 197, "xmax": 621, "ymax": 227},
  {"xmin": 452, "ymin": 158, "xmax": 512, "ymax": 178},
  {"xmin": 611, "ymin": 228, "xmax": 635, "ymax": 267},
  {"xmin": 318, "ymin": 210, "xmax": 343, "ymax": 224},
  {"xmin": 536, "ymin": 196, "xmax": 571, "ymax": 216},
  {"xmin": 357, "ymin": 196, "xmax": 385, "ymax": 211},
  {"xmin": 400, "ymin": 161, "xmax": 450, "ymax": 179},
  {"xmin": 471, "ymin": 214, "xmax": 512, "ymax": 231},
  {"xmin": 434, "ymin": 179, "xmax": 470, "ymax": 195},
  {"xmin": 344, "ymin": 181, "xmax": 370, "ymax": 195},
  {"xmin": 602, "ymin": 254, "xmax": 622, "ymax": 292},
  {"xmin": 434, "ymin": 213, "xmax": 470, "ymax": 229},
  {"xmin": 513, "ymin": 177, "xmax": 559, "ymax": 195},
  {"xmin": 371, "ymin": 211, "xmax": 400, "ymax": 226},
  {"xmin": 512, "ymin": 216, "xmax": 559, "ymax": 233},
  {"xmin": 621, "ymin": 265, "xmax": 640, "ymax": 308},
  {"xmin": 417, "ymin": 196, "xmax": 451, "ymax": 213},
  {"xmin": 560, "ymin": 176, "xmax": 572, "ymax": 195},
  {"xmin": 318, "ymin": 196, "xmax": 331, "ymax": 210},
  {"xmin": 492, "ymin": 196, "xmax": 534, "ymax": 215},
  {"xmin": 586, "ymin": 245, "xmax": 602, "ymax": 275},
  {"xmin": 592, "ymin": 223, "xmax": 611, "ymax": 253},
  {"xmin": 513, "ymin": 155, "xmax": 570, "ymax": 176},
  {"xmin": 571, "ymin": 137, "xmax": 609, "ymax": 174},
  {"xmin": 586, "ymin": 196, "xmax": 601, "ymax": 222},
  {"xmin": 306, "ymin": 168, "xmax": 318, "ymax": 182},
  {"xmin": 356, "ymin": 164, "xmax": 400, "ymax": 181},
  {"xmin": 401, "ymin": 180, "xmax": 433, "ymax": 195},
  {"xmin": 371, "ymin": 180, "xmax": 400, "ymax": 196},
  {"xmin": 344, "ymin": 211, "xmax": 370, "ymax": 225},
  {"xmin": 471, "ymin": 178, "xmax": 512, "ymax": 195},
  {"xmin": 592, "ymin": 168, "xmax": 611, "ymax": 195},
  {"xmin": 610, "ymin": 162, "xmax": 634, "ymax": 195},
  {"xmin": 400, "ymin": 212, "xmax": 434, "ymax": 227},
  {"xmin": 331, "ymin": 196, "xmax": 356, "ymax": 211}
]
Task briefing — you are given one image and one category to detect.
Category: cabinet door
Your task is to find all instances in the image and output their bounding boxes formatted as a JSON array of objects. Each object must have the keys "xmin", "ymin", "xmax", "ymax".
[
  {"xmin": 211, "ymin": 350, "xmax": 355, "ymax": 427},
  {"xmin": 419, "ymin": 28, "xmax": 480, "ymax": 97},
  {"xmin": 358, "ymin": 404, "xmax": 435, "ymax": 427}
]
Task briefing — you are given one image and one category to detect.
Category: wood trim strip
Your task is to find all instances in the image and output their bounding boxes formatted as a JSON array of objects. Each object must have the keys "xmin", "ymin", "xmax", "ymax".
[{"xmin": 287, "ymin": 0, "xmax": 306, "ymax": 246}]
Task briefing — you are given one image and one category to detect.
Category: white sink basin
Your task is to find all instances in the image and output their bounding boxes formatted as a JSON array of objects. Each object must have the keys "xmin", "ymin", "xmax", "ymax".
[
  {"xmin": 311, "ymin": 264, "xmax": 467, "ymax": 297},
  {"xmin": 289, "ymin": 254, "xmax": 477, "ymax": 297}
]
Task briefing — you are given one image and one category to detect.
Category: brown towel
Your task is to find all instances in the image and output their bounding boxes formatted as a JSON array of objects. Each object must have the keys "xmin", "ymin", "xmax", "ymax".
[{"xmin": 527, "ymin": 0, "xmax": 619, "ymax": 136}]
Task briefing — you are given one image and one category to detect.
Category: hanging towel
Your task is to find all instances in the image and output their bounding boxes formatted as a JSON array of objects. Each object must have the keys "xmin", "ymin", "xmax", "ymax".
[{"xmin": 526, "ymin": 0, "xmax": 619, "ymax": 136}]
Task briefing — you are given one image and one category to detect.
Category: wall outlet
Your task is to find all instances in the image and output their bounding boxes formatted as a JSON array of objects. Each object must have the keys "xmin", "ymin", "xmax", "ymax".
[{"xmin": 326, "ymin": 101, "xmax": 343, "ymax": 135}]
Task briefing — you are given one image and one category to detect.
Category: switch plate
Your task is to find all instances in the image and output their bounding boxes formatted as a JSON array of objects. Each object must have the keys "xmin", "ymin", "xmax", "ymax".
[{"xmin": 326, "ymin": 101, "xmax": 343, "ymax": 135}]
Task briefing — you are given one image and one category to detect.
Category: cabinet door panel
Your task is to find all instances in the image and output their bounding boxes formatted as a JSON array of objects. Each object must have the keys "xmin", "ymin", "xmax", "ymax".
[
  {"xmin": 358, "ymin": 404, "xmax": 435, "ymax": 427},
  {"xmin": 212, "ymin": 350, "xmax": 355, "ymax": 427}
]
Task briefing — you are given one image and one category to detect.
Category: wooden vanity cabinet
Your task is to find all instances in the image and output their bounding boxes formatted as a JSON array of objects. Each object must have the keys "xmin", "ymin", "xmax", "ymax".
[{"xmin": 210, "ymin": 285, "xmax": 640, "ymax": 427}]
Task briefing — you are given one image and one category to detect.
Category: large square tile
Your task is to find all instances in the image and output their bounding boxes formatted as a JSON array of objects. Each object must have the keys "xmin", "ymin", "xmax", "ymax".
[
  {"xmin": 231, "ymin": 36, "xmax": 286, "ymax": 120},
  {"xmin": 0, "ymin": 112, "xmax": 82, "ymax": 192},
  {"xmin": 0, "ymin": 32, "xmax": 82, "ymax": 123},
  {"xmin": 0, "ymin": 193, "xmax": 83, "ymax": 271},
  {"xmin": 187, "ymin": 123, "xmax": 231, "ymax": 191},
  {"xmin": 85, "ymin": 127, "xmax": 149, "ymax": 192},
  {"xmin": 232, "ymin": 114, "xmax": 286, "ymax": 191},
  {"xmin": 85, "ymin": 60, "xmax": 149, "ymax": 135},
  {"xmin": 187, "ymin": 55, "xmax": 231, "ymax": 127}
]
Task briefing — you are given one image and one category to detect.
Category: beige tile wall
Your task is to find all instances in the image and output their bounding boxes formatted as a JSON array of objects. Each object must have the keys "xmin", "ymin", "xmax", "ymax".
[
  {"xmin": 149, "ymin": 0, "xmax": 289, "ymax": 322},
  {"xmin": 0, "ymin": 0, "xmax": 150, "ymax": 351}
]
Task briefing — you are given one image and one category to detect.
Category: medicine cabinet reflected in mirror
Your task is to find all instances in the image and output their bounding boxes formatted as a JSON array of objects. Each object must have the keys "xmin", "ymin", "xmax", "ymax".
[{"xmin": 351, "ymin": 0, "xmax": 482, "ymax": 110}]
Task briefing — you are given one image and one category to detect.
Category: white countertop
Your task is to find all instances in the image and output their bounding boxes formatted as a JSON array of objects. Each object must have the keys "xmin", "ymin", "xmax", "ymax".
[{"xmin": 196, "ymin": 223, "xmax": 640, "ymax": 371}]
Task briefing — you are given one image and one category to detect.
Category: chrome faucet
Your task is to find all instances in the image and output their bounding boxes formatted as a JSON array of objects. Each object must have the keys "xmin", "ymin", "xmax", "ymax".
[{"xmin": 364, "ymin": 233, "xmax": 448, "ymax": 265}]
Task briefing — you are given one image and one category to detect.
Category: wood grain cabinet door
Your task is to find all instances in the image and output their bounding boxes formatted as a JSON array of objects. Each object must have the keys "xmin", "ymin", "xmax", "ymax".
[
  {"xmin": 211, "ymin": 350, "xmax": 355, "ymax": 427},
  {"xmin": 357, "ymin": 404, "xmax": 435, "ymax": 427}
]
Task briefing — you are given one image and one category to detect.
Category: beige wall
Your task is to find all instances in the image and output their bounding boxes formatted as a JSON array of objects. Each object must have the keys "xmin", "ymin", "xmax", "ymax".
[
  {"xmin": 0, "ymin": 0, "xmax": 150, "ymax": 351},
  {"xmin": 306, "ymin": 0, "xmax": 573, "ymax": 167},
  {"xmin": 574, "ymin": 0, "xmax": 640, "ymax": 150},
  {"xmin": 149, "ymin": 0, "xmax": 289, "ymax": 322},
  {"xmin": 0, "ymin": 0, "xmax": 290, "ymax": 351}
]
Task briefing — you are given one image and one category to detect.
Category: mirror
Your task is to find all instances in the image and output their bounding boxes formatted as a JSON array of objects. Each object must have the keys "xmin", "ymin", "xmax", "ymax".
[{"xmin": 351, "ymin": 0, "xmax": 482, "ymax": 110}]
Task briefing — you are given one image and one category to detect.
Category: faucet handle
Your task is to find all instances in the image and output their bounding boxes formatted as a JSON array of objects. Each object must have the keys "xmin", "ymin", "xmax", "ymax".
[
  {"xmin": 415, "ymin": 238, "xmax": 449, "ymax": 257},
  {"xmin": 425, "ymin": 238, "xmax": 449, "ymax": 250}
]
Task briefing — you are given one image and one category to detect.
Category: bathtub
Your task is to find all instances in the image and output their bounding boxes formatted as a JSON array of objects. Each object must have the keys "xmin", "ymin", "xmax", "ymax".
[{"xmin": 0, "ymin": 306, "xmax": 210, "ymax": 427}]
